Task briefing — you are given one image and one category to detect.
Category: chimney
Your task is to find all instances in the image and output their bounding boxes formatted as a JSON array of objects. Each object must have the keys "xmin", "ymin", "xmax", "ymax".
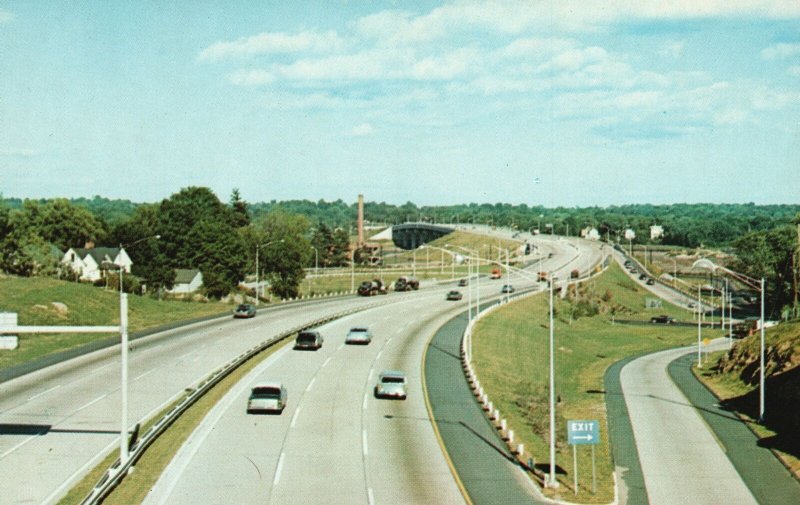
[
  {"xmin": 357, "ymin": 194, "xmax": 365, "ymax": 247},
  {"xmin": 84, "ymin": 240, "xmax": 95, "ymax": 250}
]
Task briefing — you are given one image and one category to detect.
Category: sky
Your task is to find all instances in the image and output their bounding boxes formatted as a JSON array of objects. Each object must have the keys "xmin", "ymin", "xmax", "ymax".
[{"xmin": 1, "ymin": 1, "xmax": 799, "ymax": 207}]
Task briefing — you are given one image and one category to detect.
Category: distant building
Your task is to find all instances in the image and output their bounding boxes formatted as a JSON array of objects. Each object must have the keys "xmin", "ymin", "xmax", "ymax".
[
  {"xmin": 624, "ymin": 229, "xmax": 636, "ymax": 241},
  {"xmin": 167, "ymin": 269, "xmax": 204, "ymax": 294},
  {"xmin": 650, "ymin": 225, "xmax": 664, "ymax": 240},
  {"xmin": 62, "ymin": 244, "xmax": 132, "ymax": 282},
  {"xmin": 581, "ymin": 227, "xmax": 601, "ymax": 240}
]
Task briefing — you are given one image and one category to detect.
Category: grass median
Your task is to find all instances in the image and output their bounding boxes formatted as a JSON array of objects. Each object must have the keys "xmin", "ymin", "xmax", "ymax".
[{"xmin": 471, "ymin": 262, "xmax": 717, "ymax": 503}]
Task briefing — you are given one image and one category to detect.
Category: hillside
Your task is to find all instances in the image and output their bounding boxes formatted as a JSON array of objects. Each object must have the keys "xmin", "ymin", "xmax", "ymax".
[{"xmin": 0, "ymin": 276, "xmax": 230, "ymax": 371}]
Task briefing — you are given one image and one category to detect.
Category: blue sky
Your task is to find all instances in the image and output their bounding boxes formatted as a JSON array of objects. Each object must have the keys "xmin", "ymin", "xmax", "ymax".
[{"xmin": 1, "ymin": 1, "xmax": 799, "ymax": 207}]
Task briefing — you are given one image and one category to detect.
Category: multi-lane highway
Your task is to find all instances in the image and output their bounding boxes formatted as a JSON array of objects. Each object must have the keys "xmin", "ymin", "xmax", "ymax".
[{"xmin": 0, "ymin": 231, "xmax": 599, "ymax": 505}]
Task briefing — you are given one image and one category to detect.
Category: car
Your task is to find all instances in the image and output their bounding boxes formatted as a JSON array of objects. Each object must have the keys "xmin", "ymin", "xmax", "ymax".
[
  {"xmin": 646, "ymin": 278, "xmax": 655, "ymax": 285},
  {"xmin": 630, "ymin": 268, "xmax": 638, "ymax": 274},
  {"xmin": 500, "ymin": 284, "xmax": 515, "ymax": 293},
  {"xmin": 639, "ymin": 274, "xmax": 647, "ymax": 280},
  {"xmin": 374, "ymin": 370, "xmax": 407, "ymax": 400},
  {"xmin": 457, "ymin": 278, "xmax": 468, "ymax": 287},
  {"xmin": 650, "ymin": 315, "xmax": 676, "ymax": 324},
  {"xmin": 345, "ymin": 326, "xmax": 372, "ymax": 345},
  {"xmin": 247, "ymin": 382, "xmax": 287, "ymax": 414},
  {"xmin": 294, "ymin": 330, "xmax": 324, "ymax": 350},
  {"xmin": 233, "ymin": 303, "xmax": 256, "ymax": 318},
  {"xmin": 446, "ymin": 290, "xmax": 463, "ymax": 301}
]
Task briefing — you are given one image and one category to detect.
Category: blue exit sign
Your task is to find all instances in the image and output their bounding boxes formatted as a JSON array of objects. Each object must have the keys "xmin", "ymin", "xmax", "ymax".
[{"xmin": 567, "ymin": 420, "xmax": 600, "ymax": 445}]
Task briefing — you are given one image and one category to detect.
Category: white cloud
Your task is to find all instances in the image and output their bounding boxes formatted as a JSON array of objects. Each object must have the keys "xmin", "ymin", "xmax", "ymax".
[
  {"xmin": 659, "ymin": 40, "xmax": 686, "ymax": 58},
  {"xmin": 0, "ymin": 147, "xmax": 37, "ymax": 157},
  {"xmin": 348, "ymin": 123, "xmax": 375, "ymax": 136},
  {"xmin": 199, "ymin": 30, "xmax": 346, "ymax": 61},
  {"xmin": 714, "ymin": 108, "xmax": 748, "ymax": 125},
  {"xmin": 788, "ymin": 65, "xmax": 800, "ymax": 76},
  {"xmin": 228, "ymin": 69, "xmax": 275, "ymax": 86},
  {"xmin": 761, "ymin": 42, "xmax": 800, "ymax": 60},
  {"xmin": 0, "ymin": 8, "xmax": 13, "ymax": 23}
]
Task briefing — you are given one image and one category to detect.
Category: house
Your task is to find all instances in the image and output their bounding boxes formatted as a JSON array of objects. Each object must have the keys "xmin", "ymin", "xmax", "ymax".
[
  {"xmin": 580, "ymin": 227, "xmax": 601, "ymax": 240},
  {"xmin": 167, "ymin": 269, "xmax": 203, "ymax": 294},
  {"xmin": 650, "ymin": 225, "xmax": 664, "ymax": 240},
  {"xmin": 61, "ymin": 244, "xmax": 132, "ymax": 282}
]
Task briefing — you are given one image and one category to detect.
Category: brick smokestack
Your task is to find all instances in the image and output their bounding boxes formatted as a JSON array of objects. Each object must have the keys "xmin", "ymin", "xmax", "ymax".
[{"xmin": 357, "ymin": 194, "xmax": 365, "ymax": 247}]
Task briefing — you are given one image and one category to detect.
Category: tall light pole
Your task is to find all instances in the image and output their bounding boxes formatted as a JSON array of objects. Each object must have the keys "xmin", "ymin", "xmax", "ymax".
[
  {"xmin": 310, "ymin": 246, "xmax": 319, "ymax": 274},
  {"xmin": 255, "ymin": 239, "xmax": 284, "ymax": 305},
  {"xmin": 117, "ymin": 233, "xmax": 159, "ymax": 464},
  {"xmin": 697, "ymin": 284, "xmax": 703, "ymax": 368},
  {"xmin": 548, "ymin": 274, "xmax": 558, "ymax": 488},
  {"xmin": 692, "ymin": 259, "xmax": 766, "ymax": 422}
]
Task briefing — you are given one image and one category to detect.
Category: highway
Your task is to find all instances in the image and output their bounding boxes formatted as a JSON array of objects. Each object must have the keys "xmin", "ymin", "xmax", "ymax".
[
  {"xmin": 620, "ymin": 340, "xmax": 758, "ymax": 505},
  {"xmin": 0, "ymin": 232, "xmax": 600, "ymax": 504}
]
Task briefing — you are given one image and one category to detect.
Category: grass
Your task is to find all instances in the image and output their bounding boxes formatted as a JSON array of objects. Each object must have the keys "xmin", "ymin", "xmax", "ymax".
[
  {"xmin": 471, "ymin": 262, "xmax": 720, "ymax": 503},
  {"xmin": 0, "ymin": 276, "xmax": 230, "ymax": 371},
  {"xmin": 58, "ymin": 334, "xmax": 292, "ymax": 505}
]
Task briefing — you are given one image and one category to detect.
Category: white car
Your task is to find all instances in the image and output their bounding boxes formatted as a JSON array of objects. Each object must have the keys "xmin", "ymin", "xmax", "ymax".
[
  {"xmin": 374, "ymin": 371, "xmax": 407, "ymax": 400},
  {"xmin": 247, "ymin": 382, "xmax": 288, "ymax": 414},
  {"xmin": 345, "ymin": 326, "xmax": 372, "ymax": 345}
]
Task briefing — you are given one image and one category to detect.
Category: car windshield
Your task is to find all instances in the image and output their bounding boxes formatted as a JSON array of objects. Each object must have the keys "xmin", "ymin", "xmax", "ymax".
[
  {"xmin": 381, "ymin": 376, "xmax": 405, "ymax": 384},
  {"xmin": 251, "ymin": 387, "xmax": 280, "ymax": 399},
  {"xmin": 297, "ymin": 333, "xmax": 317, "ymax": 342},
  {"xmin": 237, "ymin": 305, "xmax": 250, "ymax": 311},
  {"xmin": 350, "ymin": 328, "xmax": 367, "ymax": 333}
]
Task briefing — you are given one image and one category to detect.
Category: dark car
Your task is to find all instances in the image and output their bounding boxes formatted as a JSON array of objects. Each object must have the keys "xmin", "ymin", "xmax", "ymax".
[
  {"xmin": 233, "ymin": 303, "xmax": 256, "ymax": 318},
  {"xmin": 650, "ymin": 315, "xmax": 676, "ymax": 324},
  {"xmin": 446, "ymin": 290, "xmax": 463, "ymax": 301},
  {"xmin": 639, "ymin": 274, "xmax": 647, "ymax": 280},
  {"xmin": 500, "ymin": 284, "xmax": 515, "ymax": 294},
  {"xmin": 294, "ymin": 330, "xmax": 324, "ymax": 350},
  {"xmin": 457, "ymin": 278, "xmax": 468, "ymax": 287},
  {"xmin": 646, "ymin": 278, "xmax": 655, "ymax": 285}
]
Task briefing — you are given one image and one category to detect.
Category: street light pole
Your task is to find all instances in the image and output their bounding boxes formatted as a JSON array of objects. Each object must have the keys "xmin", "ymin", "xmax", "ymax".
[
  {"xmin": 759, "ymin": 277, "xmax": 765, "ymax": 422},
  {"xmin": 548, "ymin": 274, "xmax": 558, "ymax": 488},
  {"xmin": 255, "ymin": 239, "xmax": 284, "ymax": 305},
  {"xmin": 697, "ymin": 285, "xmax": 703, "ymax": 368}
]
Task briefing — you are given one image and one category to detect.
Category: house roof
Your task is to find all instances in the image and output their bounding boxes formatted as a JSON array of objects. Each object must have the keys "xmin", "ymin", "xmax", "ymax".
[
  {"xmin": 72, "ymin": 247, "xmax": 122, "ymax": 266},
  {"xmin": 174, "ymin": 268, "xmax": 201, "ymax": 284}
]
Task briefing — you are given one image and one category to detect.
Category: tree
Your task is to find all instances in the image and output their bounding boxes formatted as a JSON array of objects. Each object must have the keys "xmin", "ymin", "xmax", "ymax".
[
  {"xmin": 34, "ymin": 199, "xmax": 107, "ymax": 250},
  {"xmin": 258, "ymin": 212, "xmax": 311, "ymax": 299},
  {"xmin": 229, "ymin": 189, "xmax": 251, "ymax": 228},
  {"xmin": 184, "ymin": 219, "xmax": 248, "ymax": 298}
]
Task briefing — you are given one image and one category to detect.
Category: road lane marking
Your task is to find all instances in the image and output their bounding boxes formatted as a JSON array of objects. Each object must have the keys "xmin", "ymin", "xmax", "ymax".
[
  {"xmin": 273, "ymin": 452, "xmax": 285, "ymax": 486},
  {"xmin": 27, "ymin": 384, "xmax": 61, "ymax": 402},
  {"xmin": 306, "ymin": 377, "xmax": 316, "ymax": 392},
  {"xmin": 1, "ymin": 432, "xmax": 44, "ymax": 459},
  {"xmin": 376, "ymin": 350, "xmax": 383, "ymax": 361},
  {"xmin": 368, "ymin": 487, "xmax": 375, "ymax": 505},
  {"xmin": 368, "ymin": 369, "xmax": 374, "ymax": 382},
  {"xmin": 322, "ymin": 357, "xmax": 332, "ymax": 368},
  {"xmin": 338, "ymin": 343, "xmax": 345, "ymax": 350},
  {"xmin": 363, "ymin": 393, "xmax": 368, "ymax": 410},
  {"xmin": 76, "ymin": 394, "xmax": 107, "ymax": 412},
  {"xmin": 134, "ymin": 368, "xmax": 156, "ymax": 381},
  {"xmin": 290, "ymin": 407, "xmax": 301, "ymax": 428},
  {"xmin": 362, "ymin": 429, "xmax": 368, "ymax": 456}
]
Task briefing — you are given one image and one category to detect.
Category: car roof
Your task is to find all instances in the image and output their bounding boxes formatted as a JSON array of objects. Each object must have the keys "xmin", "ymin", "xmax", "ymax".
[
  {"xmin": 252, "ymin": 381, "xmax": 283, "ymax": 390},
  {"xmin": 379, "ymin": 370, "xmax": 406, "ymax": 378}
]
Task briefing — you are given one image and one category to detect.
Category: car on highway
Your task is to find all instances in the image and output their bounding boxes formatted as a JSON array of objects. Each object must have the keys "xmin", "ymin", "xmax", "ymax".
[
  {"xmin": 500, "ymin": 284, "xmax": 515, "ymax": 293},
  {"xmin": 457, "ymin": 278, "xmax": 468, "ymax": 287},
  {"xmin": 650, "ymin": 315, "xmax": 676, "ymax": 324},
  {"xmin": 233, "ymin": 303, "xmax": 256, "ymax": 318},
  {"xmin": 345, "ymin": 326, "xmax": 372, "ymax": 345},
  {"xmin": 639, "ymin": 273, "xmax": 647, "ymax": 280},
  {"xmin": 294, "ymin": 330, "xmax": 324, "ymax": 350},
  {"xmin": 374, "ymin": 370, "xmax": 407, "ymax": 400},
  {"xmin": 646, "ymin": 278, "xmax": 655, "ymax": 285},
  {"xmin": 247, "ymin": 382, "xmax": 287, "ymax": 414},
  {"xmin": 446, "ymin": 290, "xmax": 463, "ymax": 301}
]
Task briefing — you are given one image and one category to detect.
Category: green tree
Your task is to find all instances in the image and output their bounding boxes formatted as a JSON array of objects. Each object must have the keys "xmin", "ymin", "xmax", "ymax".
[
  {"xmin": 258, "ymin": 212, "xmax": 311, "ymax": 299},
  {"xmin": 229, "ymin": 188, "xmax": 251, "ymax": 228}
]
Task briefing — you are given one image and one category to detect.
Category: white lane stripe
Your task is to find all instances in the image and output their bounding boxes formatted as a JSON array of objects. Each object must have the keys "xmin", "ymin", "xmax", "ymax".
[
  {"xmin": 376, "ymin": 350, "xmax": 383, "ymax": 361},
  {"xmin": 134, "ymin": 368, "xmax": 156, "ymax": 381},
  {"xmin": 306, "ymin": 377, "xmax": 316, "ymax": 392},
  {"xmin": 76, "ymin": 394, "xmax": 107, "ymax": 412},
  {"xmin": 290, "ymin": 407, "xmax": 301, "ymax": 428},
  {"xmin": 338, "ymin": 343, "xmax": 344, "ymax": 350},
  {"xmin": 322, "ymin": 357, "xmax": 332, "ymax": 368},
  {"xmin": 362, "ymin": 393, "xmax": 368, "ymax": 410},
  {"xmin": 27, "ymin": 384, "xmax": 61, "ymax": 402},
  {"xmin": 362, "ymin": 430, "xmax": 368, "ymax": 456},
  {"xmin": 368, "ymin": 369, "xmax": 374, "ymax": 382},
  {"xmin": 0, "ymin": 432, "xmax": 43, "ymax": 459},
  {"xmin": 273, "ymin": 452, "xmax": 285, "ymax": 486},
  {"xmin": 368, "ymin": 488, "xmax": 375, "ymax": 505}
]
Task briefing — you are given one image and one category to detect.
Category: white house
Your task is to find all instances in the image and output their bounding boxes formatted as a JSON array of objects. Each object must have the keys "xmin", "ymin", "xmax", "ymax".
[
  {"xmin": 167, "ymin": 269, "xmax": 203, "ymax": 294},
  {"xmin": 650, "ymin": 225, "xmax": 664, "ymax": 240},
  {"xmin": 581, "ymin": 227, "xmax": 601, "ymax": 240},
  {"xmin": 62, "ymin": 245, "xmax": 132, "ymax": 282}
]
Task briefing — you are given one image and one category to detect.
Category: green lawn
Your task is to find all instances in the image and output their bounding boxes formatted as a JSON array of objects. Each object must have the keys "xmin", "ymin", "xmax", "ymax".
[
  {"xmin": 471, "ymin": 262, "xmax": 721, "ymax": 502},
  {"xmin": 0, "ymin": 276, "xmax": 230, "ymax": 371}
]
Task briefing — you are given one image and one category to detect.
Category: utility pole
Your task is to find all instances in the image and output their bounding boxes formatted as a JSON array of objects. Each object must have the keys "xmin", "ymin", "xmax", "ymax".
[{"xmin": 795, "ymin": 223, "xmax": 799, "ymax": 318}]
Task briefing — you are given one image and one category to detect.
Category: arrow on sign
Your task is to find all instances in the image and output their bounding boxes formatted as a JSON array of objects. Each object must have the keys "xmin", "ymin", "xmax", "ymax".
[{"xmin": 573, "ymin": 434, "xmax": 594, "ymax": 442}]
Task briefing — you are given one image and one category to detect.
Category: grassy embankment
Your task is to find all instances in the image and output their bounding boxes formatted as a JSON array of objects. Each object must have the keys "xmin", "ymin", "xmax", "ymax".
[
  {"xmin": 0, "ymin": 276, "xmax": 230, "ymax": 371},
  {"xmin": 694, "ymin": 321, "xmax": 800, "ymax": 477},
  {"xmin": 298, "ymin": 230, "xmax": 524, "ymax": 295},
  {"xmin": 472, "ymin": 262, "xmax": 719, "ymax": 503}
]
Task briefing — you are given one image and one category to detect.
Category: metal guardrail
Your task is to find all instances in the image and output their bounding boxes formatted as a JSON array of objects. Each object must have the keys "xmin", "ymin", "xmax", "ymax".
[{"xmin": 79, "ymin": 297, "xmax": 395, "ymax": 504}]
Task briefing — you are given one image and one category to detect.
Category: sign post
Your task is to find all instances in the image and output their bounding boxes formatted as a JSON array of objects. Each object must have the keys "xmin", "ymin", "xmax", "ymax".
[{"xmin": 567, "ymin": 420, "xmax": 600, "ymax": 495}]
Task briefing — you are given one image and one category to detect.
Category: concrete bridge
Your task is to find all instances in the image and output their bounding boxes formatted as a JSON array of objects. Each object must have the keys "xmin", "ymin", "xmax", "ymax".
[{"xmin": 392, "ymin": 223, "xmax": 455, "ymax": 250}]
